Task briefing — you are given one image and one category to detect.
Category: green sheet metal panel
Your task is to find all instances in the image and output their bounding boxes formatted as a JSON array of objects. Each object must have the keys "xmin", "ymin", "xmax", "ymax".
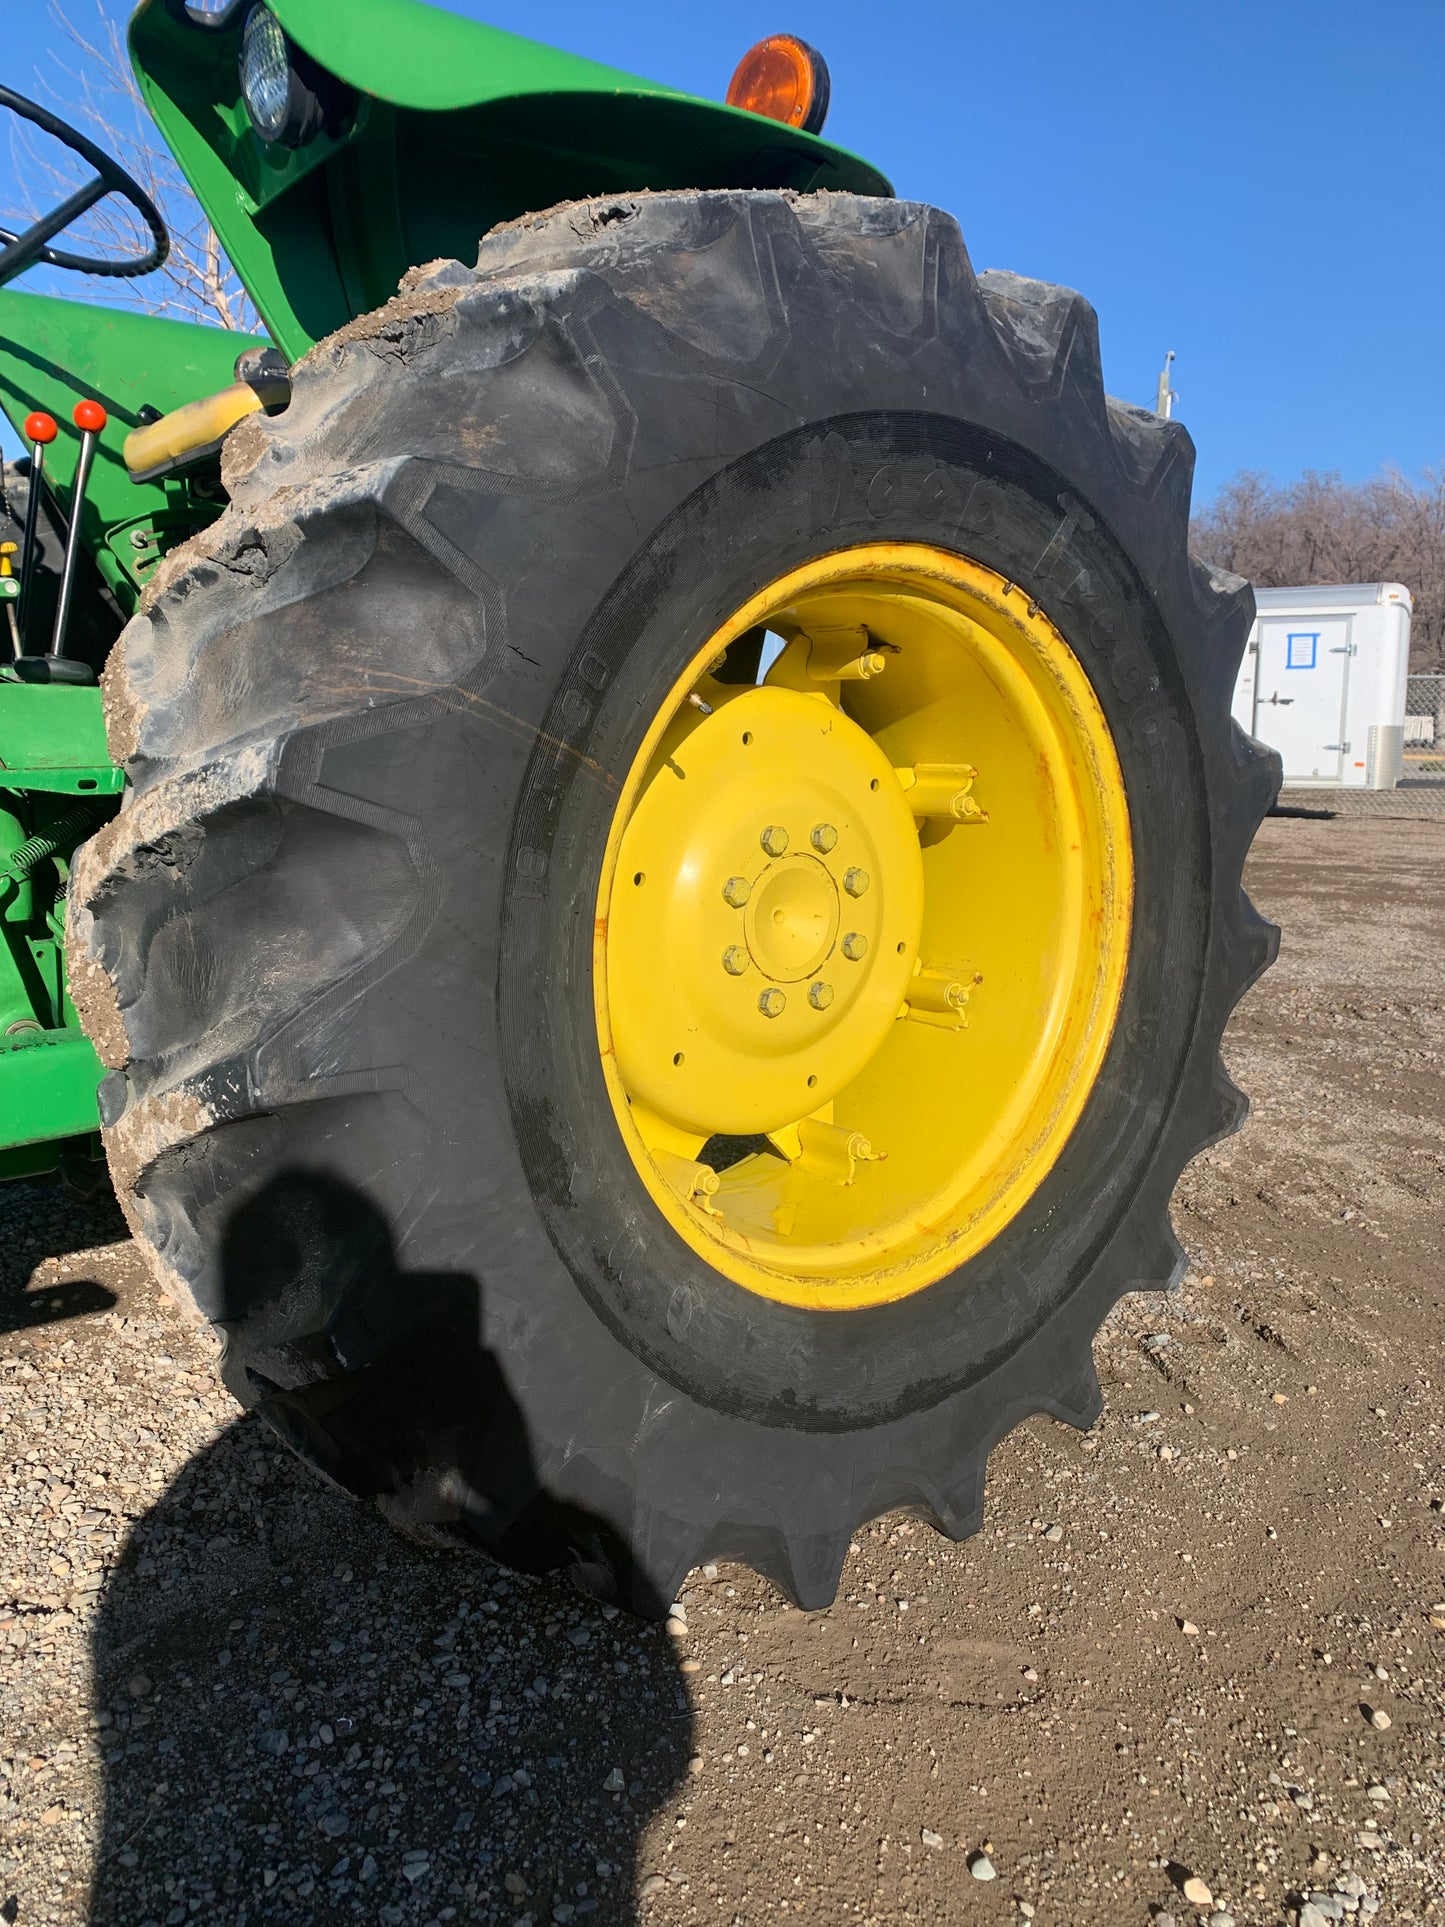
[
  {"xmin": 0, "ymin": 1030, "xmax": 106, "ymax": 1148},
  {"xmin": 0, "ymin": 289, "xmax": 265, "ymax": 610},
  {"xmin": 0, "ymin": 683, "xmax": 120, "ymax": 784}
]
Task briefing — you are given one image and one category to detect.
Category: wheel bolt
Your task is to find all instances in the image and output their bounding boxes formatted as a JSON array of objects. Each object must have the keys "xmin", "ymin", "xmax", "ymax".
[
  {"xmin": 841, "ymin": 931, "xmax": 868, "ymax": 962},
  {"xmin": 810, "ymin": 823, "xmax": 837, "ymax": 854},
  {"xmin": 807, "ymin": 981, "xmax": 834, "ymax": 1010},
  {"xmin": 843, "ymin": 866, "xmax": 870, "ymax": 897},
  {"xmin": 757, "ymin": 988, "xmax": 786, "ymax": 1018},
  {"xmin": 760, "ymin": 825, "xmax": 789, "ymax": 858},
  {"xmin": 722, "ymin": 945, "xmax": 749, "ymax": 975},
  {"xmin": 722, "ymin": 875, "xmax": 751, "ymax": 908}
]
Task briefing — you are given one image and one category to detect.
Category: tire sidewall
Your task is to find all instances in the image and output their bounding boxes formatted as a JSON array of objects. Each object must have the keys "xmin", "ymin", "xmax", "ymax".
[{"xmin": 498, "ymin": 412, "xmax": 1208, "ymax": 1429}]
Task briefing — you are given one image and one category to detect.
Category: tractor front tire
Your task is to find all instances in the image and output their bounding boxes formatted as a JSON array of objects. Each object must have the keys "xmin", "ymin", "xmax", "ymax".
[{"xmin": 70, "ymin": 191, "xmax": 1278, "ymax": 1612}]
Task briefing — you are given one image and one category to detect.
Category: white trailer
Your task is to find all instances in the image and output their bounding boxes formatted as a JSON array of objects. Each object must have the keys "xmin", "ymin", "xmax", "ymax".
[{"xmin": 1231, "ymin": 582, "xmax": 1413, "ymax": 789}]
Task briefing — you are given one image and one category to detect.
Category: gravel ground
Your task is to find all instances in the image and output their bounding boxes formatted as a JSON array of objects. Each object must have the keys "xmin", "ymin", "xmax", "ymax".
[{"xmin": 2, "ymin": 814, "xmax": 1443, "ymax": 1927}]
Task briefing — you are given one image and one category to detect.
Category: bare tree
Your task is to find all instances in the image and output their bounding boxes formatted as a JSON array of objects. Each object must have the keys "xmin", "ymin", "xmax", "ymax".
[
  {"xmin": 8, "ymin": 0, "xmax": 257, "ymax": 333},
  {"xmin": 1193, "ymin": 466, "xmax": 1445, "ymax": 671}
]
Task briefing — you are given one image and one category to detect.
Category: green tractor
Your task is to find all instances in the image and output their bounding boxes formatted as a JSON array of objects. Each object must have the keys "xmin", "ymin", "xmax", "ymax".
[{"xmin": 0, "ymin": 0, "xmax": 1278, "ymax": 1611}]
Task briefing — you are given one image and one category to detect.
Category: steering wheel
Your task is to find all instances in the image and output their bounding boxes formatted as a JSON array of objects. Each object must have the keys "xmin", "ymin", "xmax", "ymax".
[{"xmin": 0, "ymin": 85, "xmax": 169, "ymax": 289}]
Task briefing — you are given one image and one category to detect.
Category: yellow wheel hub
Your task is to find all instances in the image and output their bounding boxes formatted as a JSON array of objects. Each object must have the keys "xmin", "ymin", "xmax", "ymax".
[
  {"xmin": 610, "ymin": 686, "xmax": 923, "ymax": 1139},
  {"xmin": 594, "ymin": 544, "xmax": 1132, "ymax": 1310}
]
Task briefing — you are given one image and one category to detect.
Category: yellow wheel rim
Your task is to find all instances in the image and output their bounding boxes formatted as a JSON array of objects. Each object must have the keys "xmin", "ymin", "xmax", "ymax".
[{"xmin": 594, "ymin": 545, "xmax": 1132, "ymax": 1309}]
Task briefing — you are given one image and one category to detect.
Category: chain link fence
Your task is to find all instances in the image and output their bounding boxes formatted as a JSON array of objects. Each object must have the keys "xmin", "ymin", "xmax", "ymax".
[
  {"xmin": 1404, "ymin": 674, "xmax": 1445, "ymax": 785},
  {"xmin": 1274, "ymin": 674, "xmax": 1445, "ymax": 819}
]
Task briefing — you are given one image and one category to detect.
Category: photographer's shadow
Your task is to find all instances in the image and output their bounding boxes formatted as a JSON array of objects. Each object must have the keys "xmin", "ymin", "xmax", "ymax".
[{"xmin": 89, "ymin": 1173, "xmax": 692, "ymax": 1925}]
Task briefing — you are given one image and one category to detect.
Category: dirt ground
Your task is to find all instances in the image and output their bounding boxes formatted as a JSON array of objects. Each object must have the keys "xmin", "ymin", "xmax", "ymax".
[{"xmin": 2, "ymin": 814, "xmax": 1443, "ymax": 1927}]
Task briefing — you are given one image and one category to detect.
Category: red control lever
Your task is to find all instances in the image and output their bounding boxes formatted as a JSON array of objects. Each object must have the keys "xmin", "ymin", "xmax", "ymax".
[
  {"xmin": 49, "ymin": 399, "xmax": 108, "ymax": 666},
  {"xmin": 15, "ymin": 412, "xmax": 58, "ymax": 654}
]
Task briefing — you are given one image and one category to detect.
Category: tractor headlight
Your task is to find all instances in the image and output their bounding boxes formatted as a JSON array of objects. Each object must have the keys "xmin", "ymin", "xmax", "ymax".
[
  {"xmin": 238, "ymin": 5, "xmax": 347, "ymax": 149},
  {"xmin": 240, "ymin": 7, "xmax": 295, "ymax": 141}
]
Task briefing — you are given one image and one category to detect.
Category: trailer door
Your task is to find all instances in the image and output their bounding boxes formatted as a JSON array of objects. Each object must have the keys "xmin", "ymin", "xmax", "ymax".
[{"xmin": 1253, "ymin": 615, "xmax": 1352, "ymax": 783}]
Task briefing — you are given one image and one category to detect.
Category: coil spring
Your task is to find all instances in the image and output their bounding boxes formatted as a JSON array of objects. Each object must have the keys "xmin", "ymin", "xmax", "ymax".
[{"xmin": 3, "ymin": 800, "xmax": 101, "ymax": 883}]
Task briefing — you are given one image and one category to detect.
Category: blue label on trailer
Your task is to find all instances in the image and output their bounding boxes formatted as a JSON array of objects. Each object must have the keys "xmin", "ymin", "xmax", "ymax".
[{"xmin": 1285, "ymin": 632, "xmax": 1318, "ymax": 669}]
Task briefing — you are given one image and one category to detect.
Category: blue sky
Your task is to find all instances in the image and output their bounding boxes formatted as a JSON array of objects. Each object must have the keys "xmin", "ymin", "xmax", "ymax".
[{"xmin": 3, "ymin": 0, "xmax": 1442, "ymax": 503}]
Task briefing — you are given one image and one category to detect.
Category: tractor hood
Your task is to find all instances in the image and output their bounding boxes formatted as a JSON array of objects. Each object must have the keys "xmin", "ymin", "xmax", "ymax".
[{"xmin": 128, "ymin": 0, "xmax": 892, "ymax": 361}]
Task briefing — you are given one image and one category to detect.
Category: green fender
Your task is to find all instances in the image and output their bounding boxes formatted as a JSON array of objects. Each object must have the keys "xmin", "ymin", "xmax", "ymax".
[{"xmin": 127, "ymin": 0, "xmax": 892, "ymax": 361}]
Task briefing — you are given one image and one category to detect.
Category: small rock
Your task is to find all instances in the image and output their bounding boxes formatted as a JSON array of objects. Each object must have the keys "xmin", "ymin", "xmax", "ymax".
[
  {"xmin": 1016, "ymin": 1904, "xmax": 1036, "ymax": 1922},
  {"xmin": 1179, "ymin": 1620, "xmax": 1199, "ymax": 1638},
  {"xmin": 1365, "ymin": 1707, "xmax": 1391, "ymax": 1731},
  {"xmin": 968, "ymin": 1852, "xmax": 996, "ymax": 1882},
  {"xmin": 1180, "ymin": 1875, "xmax": 1213, "ymax": 1908},
  {"xmin": 504, "ymin": 1871, "xmax": 529, "ymax": 1896},
  {"xmin": 1304, "ymin": 1897, "xmax": 1344, "ymax": 1921},
  {"xmin": 602, "ymin": 1767, "xmax": 625, "ymax": 1792},
  {"xmin": 1338, "ymin": 1873, "xmax": 1367, "ymax": 1899},
  {"xmin": 125, "ymin": 1673, "xmax": 152, "ymax": 1699},
  {"xmin": 41, "ymin": 1803, "xmax": 66, "ymax": 1825},
  {"xmin": 1208, "ymin": 1913, "xmax": 1234, "ymax": 1927},
  {"xmin": 1366, "ymin": 1783, "xmax": 1389, "ymax": 1804},
  {"xmin": 1155, "ymin": 1915, "xmax": 1178, "ymax": 1927},
  {"xmin": 665, "ymin": 1615, "xmax": 688, "ymax": 1639},
  {"xmin": 1299, "ymin": 1906, "xmax": 1331, "ymax": 1927},
  {"xmin": 319, "ymin": 1810, "xmax": 348, "ymax": 1838},
  {"xmin": 639, "ymin": 1874, "xmax": 665, "ymax": 1899},
  {"xmin": 1021, "ymin": 1665, "xmax": 1038, "ymax": 1683},
  {"xmin": 921, "ymin": 1828, "xmax": 944, "ymax": 1849},
  {"xmin": 1042, "ymin": 1524, "xmax": 1063, "ymax": 1543},
  {"xmin": 679, "ymin": 1658, "xmax": 701, "ymax": 1674},
  {"xmin": 1271, "ymin": 1391, "xmax": 1289, "ymax": 1404},
  {"xmin": 686, "ymin": 1754, "xmax": 704, "ymax": 1776}
]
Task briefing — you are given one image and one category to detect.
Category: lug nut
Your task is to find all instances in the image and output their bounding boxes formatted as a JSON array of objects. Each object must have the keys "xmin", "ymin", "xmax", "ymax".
[
  {"xmin": 722, "ymin": 875, "xmax": 752, "ymax": 908},
  {"xmin": 843, "ymin": 866, "xmax": 870, "ymax": 898},
  {"xmin": 810, "ymin": 823, "xmax": 838, "ymax": 854},
  {"xmin": 722, "ymin": 945, "xmax": 749, "ymax": 975},
  {"xmin": 760, "ymin": 825, "xmax": 789, "ymax": 858},
  {"xmin": 757, "ymin": 988, "xmax": 786, "ymax": 1018},
  {"xmin": 841, "ymin": 932, "xmax": 868, "ymax": 962},
  {"xmin": 807, "ymin": 981, "xmax": 834, "ymax": 1010}
]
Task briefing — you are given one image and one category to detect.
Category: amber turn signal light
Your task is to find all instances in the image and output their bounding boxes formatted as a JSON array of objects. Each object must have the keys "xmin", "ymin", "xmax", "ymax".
[{"xmin": 726, "ymin": 33, "xmax": 830, "ymax": 135}]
